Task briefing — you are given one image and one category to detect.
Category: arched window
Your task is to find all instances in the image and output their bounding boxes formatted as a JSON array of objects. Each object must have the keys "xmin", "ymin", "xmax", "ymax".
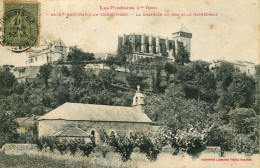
[
  {"xmin": 91, "ymin": 130, "xmax": 95, "ymax": 136},
  {"xmin": 109, "ymin": 130, "xmax": 117, "ymax": 138},
  {"xmin": 128, "ymin": 131, "xmax": 133, "ymax": 138},
  {"xmin": 90, "ymin": 129, "xmax": 99, "ymax": 144},
  {"xmin": 111, "ymin": 131, "xmax": 115, "ymax": 136}
]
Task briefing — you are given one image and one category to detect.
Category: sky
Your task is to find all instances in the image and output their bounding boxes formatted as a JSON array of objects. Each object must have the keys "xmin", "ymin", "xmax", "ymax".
[{"xmin": 0, "ymin": 0, "xmax": 259, "ymax": 66}]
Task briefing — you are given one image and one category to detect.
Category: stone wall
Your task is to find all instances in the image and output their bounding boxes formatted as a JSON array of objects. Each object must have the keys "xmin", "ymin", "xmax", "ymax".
[
  {"xmin": 1, "ymin": 143, "xmax": 38, "ymax": 155},
  {"xmin": 38, "ymin": 119, "xmax": 153, "ymax": 143}
]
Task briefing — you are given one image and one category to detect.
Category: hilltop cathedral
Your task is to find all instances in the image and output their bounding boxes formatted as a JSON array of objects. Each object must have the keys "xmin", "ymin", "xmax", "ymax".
[{"xmin": 117, "ymin": 23, "xmax": 192, "ymax": 62}]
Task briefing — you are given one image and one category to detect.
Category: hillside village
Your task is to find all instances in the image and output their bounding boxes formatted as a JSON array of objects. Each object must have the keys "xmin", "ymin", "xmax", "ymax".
[{"xmin": 0, "ymin": 24, "xmax": 259, "ymax": 161}]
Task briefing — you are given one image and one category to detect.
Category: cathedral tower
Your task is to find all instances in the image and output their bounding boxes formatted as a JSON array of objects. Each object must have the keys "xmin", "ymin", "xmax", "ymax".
[{"xmin": 172, "ymin": 23, "xmax": 192, "ymax": 55}]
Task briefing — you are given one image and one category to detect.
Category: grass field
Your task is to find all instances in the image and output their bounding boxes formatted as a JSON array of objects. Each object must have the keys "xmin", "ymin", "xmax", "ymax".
[{"xmin": 0, "ymin": 150, "xmax": 259, "ymax": 168}]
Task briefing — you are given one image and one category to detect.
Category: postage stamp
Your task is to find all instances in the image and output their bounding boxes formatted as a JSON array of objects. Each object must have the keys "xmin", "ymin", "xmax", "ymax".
[{"xmin": 2, "ymin": 0, "xmax": 39, "ymax": 52}]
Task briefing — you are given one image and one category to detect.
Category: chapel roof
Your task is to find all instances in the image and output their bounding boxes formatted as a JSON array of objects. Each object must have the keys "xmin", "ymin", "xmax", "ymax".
[
  {"xmin": 38, "ymin": 102, "xmax": 152, "ymax": 123},
  {"xmin": 53, "ymin": 126, "xmax": 91, "ymax": 137}
]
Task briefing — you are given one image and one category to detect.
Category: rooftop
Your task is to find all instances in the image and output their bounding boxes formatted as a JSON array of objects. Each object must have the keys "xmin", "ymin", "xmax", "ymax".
[
  {"xmin": 53, "ymin": 126, "xmax": 91, "ymax": 137},
  {"xmin": 17, "ymin": 116, "xmax": 39, "ymax": 127},
  {"xmin": 38, "ymin": 102, "xmax": 152, "ymax": 123}
]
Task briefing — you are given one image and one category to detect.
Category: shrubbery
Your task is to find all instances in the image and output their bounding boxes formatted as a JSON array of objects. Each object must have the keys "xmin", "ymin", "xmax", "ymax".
[
  {"xmin": 55, "ymin": 139, "xmax": 68, "ymax": 154},
  {"xmin": 79, "ymin": 138, "xmax": 96, "ymax": 156},
  {"xmin": 131, "ymin": 132, "xmax": 162, "ymax": 161},
  {"xmin": 105, "ymin": 132, "xmax": 134, "ymax": 162},
  {"xmin": 35, "ymin": 137, "xmax": 96, "ymax": 156},
  {"xmin": 102, "ymin": 131, "xmax": 165, "ymax": 162},
  {"xmin": 32, "ymin": 126, "xmax": 259, "ymax": 162}
]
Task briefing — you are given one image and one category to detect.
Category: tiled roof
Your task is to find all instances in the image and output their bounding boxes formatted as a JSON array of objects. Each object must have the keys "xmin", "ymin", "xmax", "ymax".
[
  {"xmin": 17, "ymin": 116, "xmax": 39, "ymax": 127},
  {"xmin": 38, "ymin": 102, "xmax": 152, "ymax": 123},
  {"xmin": 53, "ymin": 126, "xmax": 90, "ymax": 137},
  {"xmin": 179, "ymin": 23, "xmax": 191, "ymax": 33},
  {"xmin": 51, "ymin": 39, "xmax": 67, "ymax": 47}
]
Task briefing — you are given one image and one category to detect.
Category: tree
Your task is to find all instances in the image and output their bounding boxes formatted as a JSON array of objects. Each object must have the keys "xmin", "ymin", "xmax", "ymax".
[
  {"xmin": 133, "ymin": 132, "xmax": 162, "ymax": 161},
  {"xmin": 173, "ymin": 128, "xmax": 206, "ymax": 157},
  {"xmin": 38, "ymin": 64, "xmax": 53, "ymax": 88},
  {"xmin": 175, "ymin": 61, "xmax": 217, "ymax": 103},
  {"xmin": 204, "ymin": 124, "xmax": 228, "ymax": 155},
  {"xmin": 218, "ymin": 72, "xmax": 256, "ymax": 109},
  {"xmin": 215, "ymin": 61, "xmax": 236, "ymax": 91},
  {"xmin": 60, "ymin": 65, "xmax": 70, "ymax": 77},
  {"xmin": 229, "ymin": 73, "xmax": 255, "ymax": 108},
  {"xmin": 105, "ymin": 133, "xmax": 134, "ymax": 162},
  {"xmin": 164, "ymin": 62, "xmax": 177, "ymax": 82},
  {"xmin": 0, "ymin": 110, "xmax": 19, "ymax": 147},
  {"xmin": 149, "ymin": 58, "xmax": 165, "ymax": 93},
  {"xmin": 105, "ymin": 56, "xmax": 119, "ymax": 70},
  {"xmin": 55, "ymin": 139, "xmax": 68, "ymax": 154},
  {"xmin": 126, "ymin": 73, "xmax": 147, "ymax": 90},
  {"xmin": 253, "ymin": 65, "xmax": 260, "ymax": 115},
  {"xmin": 71, "ymin": 64, "xmax": 85, "ymax": 87},
  {"xmin": 67, "ymin": 45, "xmax": 95, "ymax": 63},
  {"xmin": 117, "ymin": 41, "xmax": 132, "ymax": 73},
  {"xmin": 174, "ymin": 45, "xmax": 190, "ymax": 66},
  {"xmin": 229, "ymin": 108, "xmax": 258, "ymax": 134},
  {"xmin": 0, "ymin": 65, "xmax": 16, "ymax": 95},
  {"xmin": 98, "ymin": 70, "xmax": 116, "ymax": 89},
  {"xmin": 53, "ymin": 84, "xmax": 71, "ymax": 106},
  {"xmin": 145, "ymin": 84, "xmax": 211, "ymax": 132}
]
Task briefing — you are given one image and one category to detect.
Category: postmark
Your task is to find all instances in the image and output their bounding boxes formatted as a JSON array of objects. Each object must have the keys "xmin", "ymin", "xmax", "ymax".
[{"xmin": 1, "ymin": 1, "xmax": 39, "ymax": 53}]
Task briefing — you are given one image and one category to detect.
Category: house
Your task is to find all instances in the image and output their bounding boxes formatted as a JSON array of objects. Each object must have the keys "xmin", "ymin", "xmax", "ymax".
[
  {"xmin": 38, "ymin": 86, "xmax": 153, "ymax": 143},
  {"xmin": 209, "ymin": 60, "xmax": 256, "ymax": 77},
  {"xmin": 25, "ymin": 39, "xmax": 68, "ymax": 66},
  {"xmin": 17, "ymin": 116, "xmax": 39, "ymax": 134},
  {"xmin": 10, "ymin": 66, "xmax": 40, "ymax": 83}
]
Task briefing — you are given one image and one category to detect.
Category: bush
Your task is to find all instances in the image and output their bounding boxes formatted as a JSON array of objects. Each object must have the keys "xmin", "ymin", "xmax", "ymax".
[
  {"xmin": 55, "ymin": 139, "xmax": 68, "ymax": 155},
  {"xmin": 17, "ymin": 132, "xmax": 37, "ymax": 144},
  {"xmin": 93, "ymin": 145, "xmax": 112, "ymax": 158},
  {"xmin": 35, "ymin": 138, "xmax": 43, "ymax": 151},
  {"xmin": 0, "ymin": 110, "xmax": 19, "ymax": 147},
  {"xmin": 232, "ymin": 133, "xmax": 259, "ymax": 155},
  {"xmin": 37, "ymin": 137, "xmax": 56, "ymax": 152},
  {"xmin": 0, "ymin": 135, "xmax": 10, "ymax": 148},
  {"xmin": 132, "ymin": 132, "xmax": 162, "ymax": 161},
  {"xmin": 172, "ymin": 128, "xmax": 206, "ymax": 158},
  {"xmin": 106, "ymin": 133, "xmax": 134, "ymax": 162},
  {"xmin": 68, "ymin": 139, "xmax": 79, "ymax": 155},
  {"xmin": 79, "ymin": 141, "xmax": 95, "ymax": 157}
]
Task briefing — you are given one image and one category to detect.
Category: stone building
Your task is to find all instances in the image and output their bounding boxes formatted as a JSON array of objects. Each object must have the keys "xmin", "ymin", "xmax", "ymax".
[
  {"xmin": 117, "ymin": 23, "xmax": 192, "ymax": 62},
  {"xmin": 17, "ymin": 116, "xmax": 39, "ymax": 134},
  {"xmin": 25, "ymin": 39, "xmax": 68, "ymax": 66},
  {"xmin": 210, "ymin": 60, "xmax": 256, "ymax": 76},
  {"xmin": 10, "ymin": 66, "xmax": 40, "ymax": 83},
  {"xmin": 38, "ymin": 86, "xmax": 153, "ymax": 143}
]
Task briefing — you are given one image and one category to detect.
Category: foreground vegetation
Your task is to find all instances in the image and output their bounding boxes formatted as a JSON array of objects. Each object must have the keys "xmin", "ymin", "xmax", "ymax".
[{"xmin": 0, "ymin": 150, "xmax": 258, "ymax": 168}]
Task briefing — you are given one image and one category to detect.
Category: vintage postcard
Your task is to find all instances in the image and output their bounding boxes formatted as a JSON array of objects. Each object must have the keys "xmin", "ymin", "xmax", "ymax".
[{"xmin": 0, "ymin": 0, "xmax": 259, "ymax": 168}]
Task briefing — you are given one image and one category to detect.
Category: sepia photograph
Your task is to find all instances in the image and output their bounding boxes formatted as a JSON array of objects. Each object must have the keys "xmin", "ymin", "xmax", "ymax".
[{"xmin": 0, "ymin": 0, "xmax": 259, "ymax": 167}]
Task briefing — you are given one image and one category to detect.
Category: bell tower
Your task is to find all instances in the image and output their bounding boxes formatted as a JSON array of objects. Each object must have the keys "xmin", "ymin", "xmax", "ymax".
[
  {"xmin": 132, "ymin": 85, "xmax": 145, "ymax": 113},
  {"xmin": 172, "ymin": 23, "xmax": 192, "ymax": 55}
]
